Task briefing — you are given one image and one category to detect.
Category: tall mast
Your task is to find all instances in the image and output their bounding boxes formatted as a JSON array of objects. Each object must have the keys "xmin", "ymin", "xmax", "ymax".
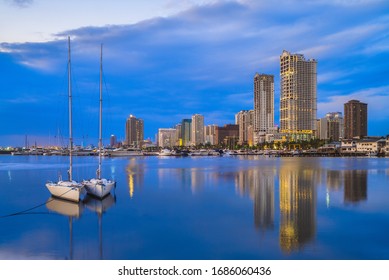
[
  {"xmin": 98, "ymin": 44, "xmax": 103, "ymax": 180},
  {"xmin": 68, "ymin": 36, "xmax": 73, "ymax": 181}
]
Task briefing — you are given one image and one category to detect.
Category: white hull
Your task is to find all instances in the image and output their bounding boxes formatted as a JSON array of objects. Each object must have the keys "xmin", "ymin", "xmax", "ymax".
[
  {"xmin": 46, "ymin": 181, "xmax": 85, "ymax": 202},
  {"xmin": 107, "ymin": 149, "xmax": 143, "ymax": 157},
  {"xmin": 158, "ymin": 149, "xmax": 173, "ymax": 156},
  {"xmin": 46, "ymin": 197, "xmax": 83, "ymax": 217},
  {"xmin": 83, "ymin": 178, "xmax": 115, "ymax": 199}
]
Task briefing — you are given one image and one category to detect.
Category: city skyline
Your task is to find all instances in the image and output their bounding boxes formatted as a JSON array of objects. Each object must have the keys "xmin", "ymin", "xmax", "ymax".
[{"xmin": 1, "ymin": 0, "xmax": 389, "ymax": 146}]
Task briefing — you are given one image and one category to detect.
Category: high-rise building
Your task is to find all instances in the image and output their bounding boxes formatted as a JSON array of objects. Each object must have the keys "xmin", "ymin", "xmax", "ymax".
[
  {"xmin": 158, "ymin": 128, "xmax": 177, "ymax": 148},
  {"xmin": 254, "ymin": 73, "xmax": 274, "ymax": 134},
  {"xmin": 204, "ymin": 124, "xmax": 218, "ymax": 145},
  {"xmin": 280, "ymin": 50, "xmax": 317, "ymax": 141},
  {"xmin": 181, "ymin": 119, "xmax": 192, "ymax": 146},
  {"xmin": 316, "ymin": 112, "xmax": 344, "ymax": 141},
  {"xmin": 236, "ymin": 110, "xmax": 254, "ymax": 146},
  {"xmin": 125, "ymin": 115, "xmax": 144, "ymax": 147},
  {"xmin": 344, "ymin": 100, "xmax": 367, "ymax": 139},
  {"xmin": 191, "ymin": 114, "xmax": 204, "ymax": 146},
  {"xmin": 110, "ymin": 134, "xmax": 117, "ymax": 147},
  {"xmin": 175, "ymin": 123, "xmax": 182, "ymax": 146},
  {"xmin": 215, "ymin": 124, "xmax": 239, "ymax": 147}
]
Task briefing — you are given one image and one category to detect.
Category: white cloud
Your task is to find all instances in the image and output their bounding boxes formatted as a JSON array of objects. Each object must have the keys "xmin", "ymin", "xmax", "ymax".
[
  {"xmin": 318, "ymin": 86, "xmax": 389, "ymax": 119},
  {"xmin": 1, "ymin": 0, "xmax": 389, "ymax": 142}
]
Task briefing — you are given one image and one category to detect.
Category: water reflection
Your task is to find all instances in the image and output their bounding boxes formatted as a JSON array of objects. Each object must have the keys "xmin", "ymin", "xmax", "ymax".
[
  {"xmin": 326, "ymin": 170, "xmax": 343, "ymax": 191},
  {"xmin": 121, "ymin": 157, "xmax": 375, "ymax": 256},
  {"xmin": 84, "ymin": 194, "xmax": 116, "ymax": 259},
  {"xmin": 253, "ymin": 171, "xmax": 275, "ymax": 231},
  {"xmin": 279, "ymin": 161, "xmax": 317, "ymax": 253},
  {"xmin": 234, "ymin": 168, "xmax": 275, "ymax": 231},
  {"xmin": 45, "ymin": 197, "xmax": 84, "ymax": 259},
  {"xmin": 344, "ymin": 170, "xmax": 367, "ymax": 203},
  {"xmin": 126, "ymin": 159, "xmax": 144, "ymax": 198}
]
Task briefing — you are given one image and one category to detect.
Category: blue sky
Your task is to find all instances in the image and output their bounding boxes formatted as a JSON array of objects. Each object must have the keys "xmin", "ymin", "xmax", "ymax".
[{"xmin": 1, "ymin": 0, "xmax": 389, "ymax": 147}]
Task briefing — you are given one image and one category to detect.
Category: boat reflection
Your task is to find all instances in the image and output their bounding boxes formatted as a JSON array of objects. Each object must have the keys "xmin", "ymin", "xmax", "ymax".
[
  {"xmin": 45, "ymin": 197, "xmax": 84, "ymax": 259},
  {"xmin": 83, "ymin": 194, "xmax": 116, "ymax": 259}
]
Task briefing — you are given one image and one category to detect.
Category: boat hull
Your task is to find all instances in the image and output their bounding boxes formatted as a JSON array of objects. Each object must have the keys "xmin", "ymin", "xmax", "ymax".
[
  {"xmin": 83, "ymin": 178, "xmax": 115, "ymax": 199},
  {"xmin": 106, "ymin": 149, "xmax": 143, "ymax": 157},
  {"xmin": 46, "ymin": 181, "xmax": 85, "ymax": 202}
]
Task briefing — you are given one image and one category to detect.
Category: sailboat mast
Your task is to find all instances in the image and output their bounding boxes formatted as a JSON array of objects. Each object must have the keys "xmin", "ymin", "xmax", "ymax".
[
  {"xmin": 98, "ymin": 44, "xmax": 103, "ymax": 180},
  {"xmin": 68, "ymin": 36, "xmax": 73, "ymax": 181}
]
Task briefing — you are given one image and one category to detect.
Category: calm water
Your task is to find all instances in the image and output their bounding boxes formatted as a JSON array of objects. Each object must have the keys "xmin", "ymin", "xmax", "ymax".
[{"xmin": 0, "ymin": 155, "xmax": 388, "ymax": 260}]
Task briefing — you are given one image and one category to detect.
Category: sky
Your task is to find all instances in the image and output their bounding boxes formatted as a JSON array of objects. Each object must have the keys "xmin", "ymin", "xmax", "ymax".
[{"xmin": 0, "ymin": 0, "xmax": 389, "ymax": 147}]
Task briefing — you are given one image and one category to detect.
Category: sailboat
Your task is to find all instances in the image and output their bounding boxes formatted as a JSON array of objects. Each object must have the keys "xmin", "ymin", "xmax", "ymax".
[
  {"xmin": 46, "ymin": 37, "xmax": 85, "ymax": 202},
  {"xmin": 83, "ymin": 44, "xmax": 116, "ymax": 198}
]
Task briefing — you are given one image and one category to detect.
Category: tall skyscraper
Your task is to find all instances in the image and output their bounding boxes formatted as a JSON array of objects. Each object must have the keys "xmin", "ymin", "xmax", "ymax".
[
  {"xmin": 254, "ymin": 73, "xmax": 274, "ymax": 134},
  {"xmin": 191, "ymin": 114, "xmax": 204, "ymax": 146},
  {"xmin": 280, "ymin": 50, "xmax": 317, "ymax": 141},
  {"xmin": 125, "ymin": 115, "xmax": 144, "ymax": 147},
  {"xmin": 181, "ymin": 119, "xmax": 192, "ymax": 146},
  {"xmin": 344, "ymin": 100, "xmax": 367, "ymax": 139}
]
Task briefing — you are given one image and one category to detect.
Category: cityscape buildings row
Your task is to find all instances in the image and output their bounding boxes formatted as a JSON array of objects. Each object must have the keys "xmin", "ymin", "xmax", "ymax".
[{"xmin": 121, "ymin": 50, "xmax": 369, "ymax": 148}]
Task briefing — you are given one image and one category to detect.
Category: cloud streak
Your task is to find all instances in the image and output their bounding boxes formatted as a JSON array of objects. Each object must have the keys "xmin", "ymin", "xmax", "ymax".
[
  {"xmin": 5, "ymin": 0, "xmax": 33, "ymax": 8},
  {"xmin": 1, "ymin": 0, "xmax": 389, "ymax": 145}
]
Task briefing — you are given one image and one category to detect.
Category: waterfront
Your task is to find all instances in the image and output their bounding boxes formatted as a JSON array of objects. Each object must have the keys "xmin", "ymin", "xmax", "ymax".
[{"xmin": 0, "ymin": 155, "xmax": 388, "ymax": 259}]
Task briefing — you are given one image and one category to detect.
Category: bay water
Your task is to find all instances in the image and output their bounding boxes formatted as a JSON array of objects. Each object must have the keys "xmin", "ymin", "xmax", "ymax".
[{"xmin": 0, "ymin": 155, "xmax": 388, "ymax": 260}]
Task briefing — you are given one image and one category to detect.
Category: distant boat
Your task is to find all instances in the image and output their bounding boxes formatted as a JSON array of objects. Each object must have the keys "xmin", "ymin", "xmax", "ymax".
[
  {"xmin": 83, "ymin": 44, "xmax": 116, "ymax": 199},
  {"xmin": 158, "ymin": 149, "xmax": 173, "ymax": 156},
  {"xmin": 46, "ymin": 37, "xmax": 85, "ymax": 202},
  {"xmin": 189, "ymin": 149, "xmax": 209, "ymax": 156},
  {"xmin": 106, "ymin": 147, "xmax": 143, "ymax": 157}
]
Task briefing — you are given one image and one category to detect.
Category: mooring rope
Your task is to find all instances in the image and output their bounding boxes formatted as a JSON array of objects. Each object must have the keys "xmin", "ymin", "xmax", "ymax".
[{"xmin": 0, "ymin": 187, "xmax": 76, "ymax": 219}]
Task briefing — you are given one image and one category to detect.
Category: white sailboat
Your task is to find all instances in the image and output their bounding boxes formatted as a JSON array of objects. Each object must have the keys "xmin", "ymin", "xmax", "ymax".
[
  {"xmin": 46, "ymin": 37, "xmax": 85, "ymax": 202},
  {"xmin": 83, "ymin": 44, "xmax": 116, "ymax": 198}
]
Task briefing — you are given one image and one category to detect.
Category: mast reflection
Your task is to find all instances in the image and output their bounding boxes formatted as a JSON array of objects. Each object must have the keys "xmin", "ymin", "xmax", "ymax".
[
  {"xmin": 45, "ymin": 197, "xmax": 84, "ymax": 259},
  {"xmin": 83, "ymin": 194, "xmax": 116, "ymax": 259}
]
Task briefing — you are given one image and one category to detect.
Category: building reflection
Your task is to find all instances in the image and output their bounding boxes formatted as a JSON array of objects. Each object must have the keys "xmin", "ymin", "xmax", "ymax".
[
  {"xmin": 234, "ymin": 168, "xmax": 275, "ymax": 232},
  {"xmin": 344, "ymin": 170, "xmax": 367, "ymax": 203},
  {"xmin": 326, "ymin": 170, "xmax": 343, "ymax": 191},
  {"xmin": 253, "ymin": 170, "xmax": 275, "ymax": 231},
  {"xmin": 190, "ymin": 168, "xmax": 206, "ymax": 193},
  {"xmin": 279, "ymin": 161, "xmax": 317, "ymax": 253},
  {"xmin": 125, "ymin": 159, "xmax": 144, "ymax": 198},
  {"xmin": 156, "ymin": 166, "xmax": 226, "ymax": 194}
]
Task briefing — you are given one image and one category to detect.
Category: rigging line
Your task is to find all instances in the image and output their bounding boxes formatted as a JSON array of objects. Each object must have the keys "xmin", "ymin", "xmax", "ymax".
[{"xmin": 0, "ymin": 187, "xmax": 77, "ymax": 219}]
